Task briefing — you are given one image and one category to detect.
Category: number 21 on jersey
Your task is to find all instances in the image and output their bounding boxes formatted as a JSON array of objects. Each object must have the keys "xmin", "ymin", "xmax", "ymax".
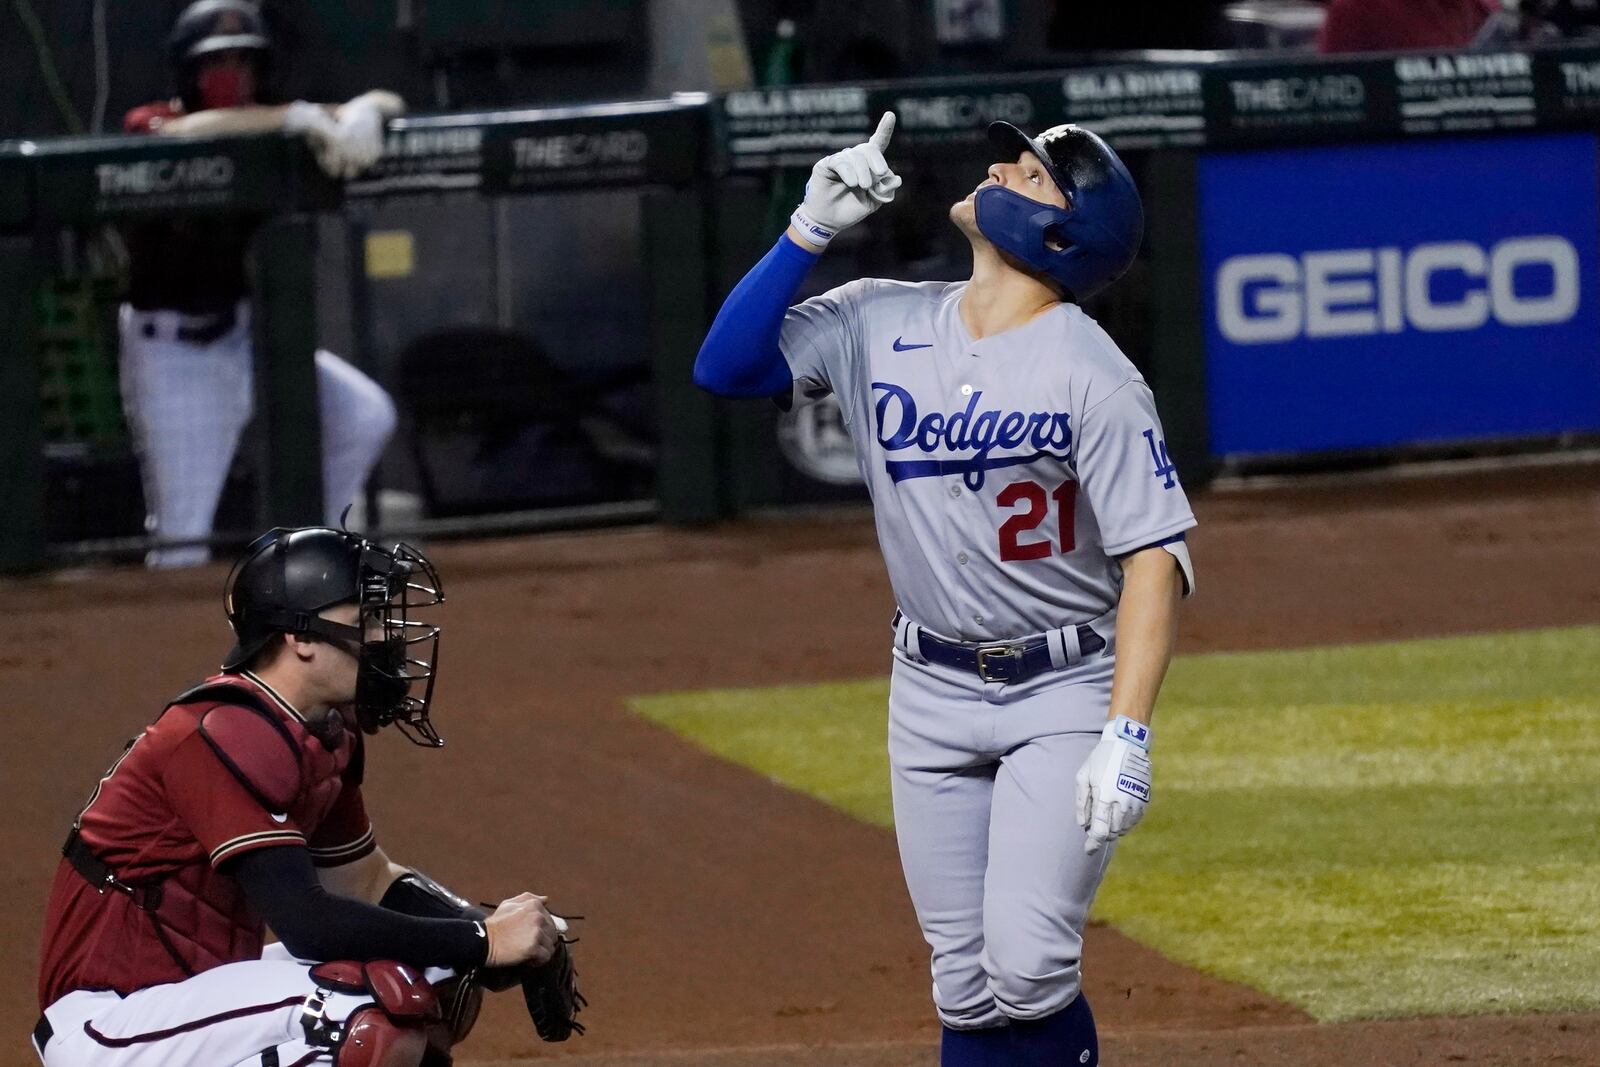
[{"xmin": 996, "ymin": 480, "xmax": 1076, "ymax": 562}]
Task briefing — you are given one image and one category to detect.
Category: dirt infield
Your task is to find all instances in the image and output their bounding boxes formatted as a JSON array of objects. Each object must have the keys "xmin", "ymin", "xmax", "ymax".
[{"xmin": 3, "ymin": 460, "xmax": 1598, "ymax": 1066}]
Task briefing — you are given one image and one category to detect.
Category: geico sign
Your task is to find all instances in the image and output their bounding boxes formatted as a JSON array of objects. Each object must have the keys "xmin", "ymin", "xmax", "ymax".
[{"xmin": 1216, "ymin": 237, "xmax": 1579, "ymax": 343}]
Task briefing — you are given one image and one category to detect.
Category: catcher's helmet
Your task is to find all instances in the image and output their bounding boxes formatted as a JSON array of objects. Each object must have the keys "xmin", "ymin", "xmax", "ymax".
[
  {"xmin": 168, "ymin": 0, "xmax": 272, "ymax": 110},
  {"xmin": 222, "ymin": 527, "xmax": 447, "ymax": 746},
  {"xmin": 974, "ymin": 122, "xmax": 1144, "ymax": 302}
]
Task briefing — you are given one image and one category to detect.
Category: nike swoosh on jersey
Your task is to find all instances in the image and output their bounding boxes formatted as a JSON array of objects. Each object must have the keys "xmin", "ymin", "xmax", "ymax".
[
  {"xmin": 892, "ymin": 337, "xmax": 933, "ymax": 351},
  {"xmin": 270, "ymin": 812, "xmax": 289, "ymax": 824}
]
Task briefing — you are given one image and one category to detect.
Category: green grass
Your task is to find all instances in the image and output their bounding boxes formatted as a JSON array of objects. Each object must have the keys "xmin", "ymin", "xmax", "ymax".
[{"xmin": 631, "ymin": 626, "xmax": 1600, "ymax": 1022}]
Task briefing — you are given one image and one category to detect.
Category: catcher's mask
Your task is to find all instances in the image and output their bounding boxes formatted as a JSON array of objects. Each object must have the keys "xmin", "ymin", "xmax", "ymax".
[{"xmin": 222, "ymin": 526, "xmax": 447, "ymax": 746}]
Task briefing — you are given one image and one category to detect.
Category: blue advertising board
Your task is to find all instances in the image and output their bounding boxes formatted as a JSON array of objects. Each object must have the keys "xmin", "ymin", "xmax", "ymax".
[{"xmin": 1200, "ymin": 133, "xmax": 1600, "ymax": 458}]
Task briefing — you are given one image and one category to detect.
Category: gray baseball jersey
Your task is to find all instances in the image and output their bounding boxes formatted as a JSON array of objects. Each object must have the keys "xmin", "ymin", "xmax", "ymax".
[{"xmin": 780, "ymin": 278, "xmax": 1195, "ymax": 642}]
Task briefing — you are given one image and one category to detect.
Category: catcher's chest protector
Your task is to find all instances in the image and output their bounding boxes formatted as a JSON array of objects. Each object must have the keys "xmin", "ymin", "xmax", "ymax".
[
  {"xmin": 187, "ymin": 681, "xmax": 358, "ymax": 829},
  {"xmin": 157, "ymin": 693, "xmax": 355, "ymax": 965},
  {"xmin": 106, "ymin": 685, "xmax": 356, "ymax": 982}
]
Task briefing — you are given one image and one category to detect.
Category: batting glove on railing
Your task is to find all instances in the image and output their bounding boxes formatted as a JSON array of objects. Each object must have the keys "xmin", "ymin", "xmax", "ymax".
[
  {"xmin": 790, "ymin": 111, "xmax": 903, "ymax": 248},
  {"xmin": 1074, "ymin": 715, "xmax": 1153, "ymax": 856},
  {"xmin": 329, "ymin": 97, "xmax": 388, "ymax": 179},
  {"xmin": 283, "ymin": 100, "xmax": 348, "ymax": 178}
]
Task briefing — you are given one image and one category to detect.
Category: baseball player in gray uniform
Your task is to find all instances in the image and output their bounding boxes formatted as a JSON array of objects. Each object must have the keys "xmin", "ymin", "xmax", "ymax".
[{"xmin": 694, "ymin": 113, "xmax": 1194, "ymax": 1065}]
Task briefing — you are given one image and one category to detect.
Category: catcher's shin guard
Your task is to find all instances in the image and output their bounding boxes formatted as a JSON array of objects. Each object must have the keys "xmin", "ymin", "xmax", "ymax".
[
  {"xmin": 337, "ymin": 1006, "xmax": 428, "ymax": 1067},
  {"xmin": 301, "ymin": 960, "xmax": 448, "ymax": 1067}
]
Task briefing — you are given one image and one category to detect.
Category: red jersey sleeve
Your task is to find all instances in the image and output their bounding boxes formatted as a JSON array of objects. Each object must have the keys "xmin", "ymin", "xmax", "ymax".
[
  {"xmin": 162, "ymin": 731, "xmax": 307, "ymax": 868},
  {"xmin": 307, "ymin": 733, "xmax": 376, "ymax": 868},
  {"xmin": 124, "ymin": 101, "xmax": 181, "ymax": 134},
  {"xmin": 307, "ymin": 785, "xmax": 375, "ymax": 867}
]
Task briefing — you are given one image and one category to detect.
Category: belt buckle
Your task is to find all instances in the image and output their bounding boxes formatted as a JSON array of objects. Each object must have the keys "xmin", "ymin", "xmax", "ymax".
[{"xmin": 976, "ymin": 644, "xmax": 1022, "ymax": 683}]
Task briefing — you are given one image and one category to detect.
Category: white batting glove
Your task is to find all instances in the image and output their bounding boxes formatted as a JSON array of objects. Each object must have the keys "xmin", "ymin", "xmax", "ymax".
[
  {"xmin": 790, "ymin": 112, "xmax": 903, "ymax": 248},
  {"xmin": 1074, "ymin": 715, "xmax": 1153, "ymax": 856},
  {"xmin": 329, "ymin": 97, "xmax": 388, "ymax": 178},
  {"xmin": 283, "ymin": 100, "xmax": 349, "ymax": 178}
]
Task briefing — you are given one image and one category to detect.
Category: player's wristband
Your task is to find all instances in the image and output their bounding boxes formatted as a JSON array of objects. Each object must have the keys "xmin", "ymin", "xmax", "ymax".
[
  {"xmin": 478, "ymin": 919, "xmax": 500, "ymax": 967},
  {"xmin": 789, "ymin": 207, "xmax": 837, "ymax": 249},
  {"xmin": 1108, "ymin": 715, "xmax": 1152, "ymax": 750}
]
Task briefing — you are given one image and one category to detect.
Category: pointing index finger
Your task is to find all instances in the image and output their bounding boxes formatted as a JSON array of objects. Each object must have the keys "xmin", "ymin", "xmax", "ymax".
[{"xmin": 868, "ymin": 111, "xmax": 896, "ymax": 152}]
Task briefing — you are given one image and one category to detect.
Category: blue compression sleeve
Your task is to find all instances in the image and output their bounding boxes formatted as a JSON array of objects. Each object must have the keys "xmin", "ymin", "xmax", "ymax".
[{"xmin": 693, "ymin": 234, "xmax": 820, "ymax": 398}]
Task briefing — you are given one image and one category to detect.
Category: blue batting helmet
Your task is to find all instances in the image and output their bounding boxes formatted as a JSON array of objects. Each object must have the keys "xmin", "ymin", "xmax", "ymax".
[{"xmin": 974, "ymin": 122, "xmax": 1144, "ymax": 302}]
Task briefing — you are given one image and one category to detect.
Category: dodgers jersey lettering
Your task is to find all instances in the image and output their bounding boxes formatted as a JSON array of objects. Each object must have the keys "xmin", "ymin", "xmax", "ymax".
[{"xmin": 781, "ymin": 278, "xmax": 1195, "ymax": 642}]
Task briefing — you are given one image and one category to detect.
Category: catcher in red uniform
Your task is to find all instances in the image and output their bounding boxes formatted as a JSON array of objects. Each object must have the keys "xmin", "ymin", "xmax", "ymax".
[{"xmin": 34, "ymin": 527, "xmax": 584, "ymax": 1067}]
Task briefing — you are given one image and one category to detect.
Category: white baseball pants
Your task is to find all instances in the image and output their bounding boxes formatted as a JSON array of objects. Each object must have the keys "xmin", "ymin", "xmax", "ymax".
[
  {"xmin": 118, "ymin": 303, "xmax": 398, "ymax": 568},
  {"xmin": 32, "ymin": 945, "xmax": 452, "ymax": 1067}
]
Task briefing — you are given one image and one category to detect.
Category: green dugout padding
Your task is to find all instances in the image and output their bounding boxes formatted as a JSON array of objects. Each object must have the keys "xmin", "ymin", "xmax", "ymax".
[
  {"xmin": 0, "ymin": 233, "xmax": 45, "ymax": 572},
  {"xmin": 252, "ymin": 213, "xmax": 326, "ymax": 529},
  {"xmin": 1144, "ymin": 151, "xmax": 1211, "ymax": 486},
  {"xmin": 645, "ymin": 187, "xmax": 720, "ymax": 524},
  {"xmin": 1, "ymin": 142, "xmax": 44, "ymax": 571}
]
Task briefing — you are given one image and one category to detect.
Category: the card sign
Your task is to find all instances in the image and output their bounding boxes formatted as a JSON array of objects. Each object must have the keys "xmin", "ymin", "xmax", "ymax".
[
  {"xmin": 28, "ymin": 134, "xmax": 335, "ymax": 223},
  {"xmin": 891, "ymin": 89, "xmax": 1040, "ymax": 149},
  {"xmin": 1535, "ymin": 47, "xmax": 1600, "ymax": 123},
  {"xmin": 350, "ymin": 103, "xmax": 704, "ymax": 196},
  {"xmin": 1213, "ymin": 58, "xmax": 1388, "ymax": 141},
  {"xmin": 491, "ymin": 105, "xmax": 703, "ymax": 191}
]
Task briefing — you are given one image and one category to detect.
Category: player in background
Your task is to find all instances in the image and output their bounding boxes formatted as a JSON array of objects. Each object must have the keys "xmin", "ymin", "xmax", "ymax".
[
  {"xmin": 693, "ymin": 114, "xmax": 1195, "ymax": 1066},
  {"xmin": 120, "ymin": 0, "xmax": 400, "ymax": 568},
  {"xmin": 34, "ymin": 526, "xmax": 566, "ymax": 1067}
]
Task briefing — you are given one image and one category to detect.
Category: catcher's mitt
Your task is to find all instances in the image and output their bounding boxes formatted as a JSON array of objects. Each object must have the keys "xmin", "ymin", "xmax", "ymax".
[
  {"xmin": 522, "ymin": 936, "xmax": 587, "ymax": 1041},
  {"xmin": 479, "ymin": 919, "xmax": 587, "ymax": 1042}
]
